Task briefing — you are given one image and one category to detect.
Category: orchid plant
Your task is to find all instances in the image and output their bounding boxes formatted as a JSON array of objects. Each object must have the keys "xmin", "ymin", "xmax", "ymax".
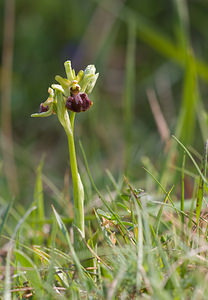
[{"xmin": 32, "ymin": 60, "xmax": 99, "ymax": 249}]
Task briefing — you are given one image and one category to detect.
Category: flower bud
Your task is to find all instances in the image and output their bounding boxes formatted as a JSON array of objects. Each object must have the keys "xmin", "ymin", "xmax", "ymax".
[
  {"xmin": 84, "ymin": 65, "xmax": 96, "ymax": 76},
  {"xmin": 79, "ymin": 65, "xmax": 99, "ymax": 94}
]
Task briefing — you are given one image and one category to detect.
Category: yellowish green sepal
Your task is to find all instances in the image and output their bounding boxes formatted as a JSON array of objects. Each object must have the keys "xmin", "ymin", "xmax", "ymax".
[{"xmin": 31, "ymin": 104, "xmax": 54, "ymax": 118}]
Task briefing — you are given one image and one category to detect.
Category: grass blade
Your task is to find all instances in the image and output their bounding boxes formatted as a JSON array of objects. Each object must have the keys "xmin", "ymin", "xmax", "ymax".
[
  {"xmin": 14, "ymin": 249, "xmax": 41, "ymax": 288},
  {"xmin": 34, "ymin": 158, "xmax": 45, "ymax": 222},
  {"xmin": 123, "ymin": 17, "xmax": 136, "ymax": 172},
  {"xmin": 134, "ymin": 200, "xmax": 143, "ymax": 291},
  {"xmin": 0, "ymin": 201, "xmax": 12, "ymax": 235},
  {"xmin": 94, "ymin": 209, "xmax": 114, "ymax": 247},
  {"xmin": 143, "ymin": 167, "xmax": 179, "ymax": 217},
  {"xmin": 51, "ymin": 205, "xmax": 84, "ymax": 277},
  {"xmin": 32, "ymin": 158, "xmax": 45, "ymax": 245},
  {"xmin": 155, "ymin": 186, "xmax": 174, "ymax": 235},
  {"xmin": 181, "ymin": 152, "xmax": 186, "ymax": 226},
  {"xmin": 196, "ymin": 141, "xmax": 208, "ymax": 224},
  {"xmin": 80, "ymin": 141, "xmax": 135, "ymax": 243},
  {"xmin": 172, "ymin": 135, "xmax": 208, "ymax": 186},
  {"xmin": 4, "ymin": 249, "xmax": 12, "ymax": 300},
  {"xmin": 175, "ymin": 54, "xmax": 197, "ymax": 147},
  {"xmin": 3, "ymin": 206, "xmax": 37, "ymax": 300},
  {"xmin": 94, "ymin": 0, "xmax": 208, "ymax": 82}
]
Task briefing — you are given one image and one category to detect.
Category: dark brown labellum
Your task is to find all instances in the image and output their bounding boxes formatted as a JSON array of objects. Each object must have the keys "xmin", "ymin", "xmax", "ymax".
[
  {"xmin": 65, "ymin": 92, "xmax": 93, "ymax": 113},
  {"xmin": 39, "ymin": 103, "xmax": 49, "ymax": 113}
]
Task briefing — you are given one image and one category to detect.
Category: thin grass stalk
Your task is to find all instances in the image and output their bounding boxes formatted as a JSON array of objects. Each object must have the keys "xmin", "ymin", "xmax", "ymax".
[
  {"xmin": 160, "ymin": 53, "xmax": 197, "ymax": 188},
  {"xmin": 174, "ymin": 0, "xmax": 190, "ymax": 50},
  {"xmin": 4, "ymin": 249, "xmax": 11, "ymax": 300},
  {"xmin": 52, "ymin": 205, "xmax": 85, "ymax": 278},
  {"xmin": 1, "ymin": 0, "xmax": 18, "ymax": 196},
  {"xmin": 123, "ymin": 17, "xmax": 136, "ymax": 173},
  {"xmin": 172, "ymin": 136, "xmax": 208, "ymax": 186},
  {"xmin": 135, "ymin": 200, "xmax": 143, "ymax": 291},
  {"xmin": 95, "ymin": 0, "xmax": 208, "ymax": 82},
  {"xmin": 155, "ymin": 186, "xmax": 174, "ymax": 235},
  {"xmin": 188, "ymin": 181, "xmax": 197, "ymax": 231},
  {"xmin": 32, "ymin": 158, "xmax": 45, "ymax": 246},
  {"xmin": 181, "ymin": 153, "xmax": 186, "ymax": 227},
  {"xmin": 143, "ymin": 167, "xmax": 180, "ymax": 217},
  {"xmin": 196, "ymin": 140, "xmax": 208, "ymax": 225},
  {"xmin": 80, "ymin": 141, "xmax": 135, "ymax": 244},
  {"xmin": 4, "ymin": 206, "xmax": 37, "ymax": 299}
]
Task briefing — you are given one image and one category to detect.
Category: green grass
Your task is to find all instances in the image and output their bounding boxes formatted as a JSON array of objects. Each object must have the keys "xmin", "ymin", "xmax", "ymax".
[
  {"xmin": 1, "ymin": 140, "xmax": 208, "ymax": 299},
  {"xmin": 2, "ymin": 0, "xmax": 208, "ymax": 299}
]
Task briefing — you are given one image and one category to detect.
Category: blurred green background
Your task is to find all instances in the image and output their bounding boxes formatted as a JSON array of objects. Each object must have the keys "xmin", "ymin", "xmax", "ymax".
[{"xmin": 1, "ymin": 0, "xmax": 208, "ymax": 206}]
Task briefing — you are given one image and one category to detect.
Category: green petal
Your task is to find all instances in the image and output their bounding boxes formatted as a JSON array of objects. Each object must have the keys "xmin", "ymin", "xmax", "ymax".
[
  {"xmin": 51, "ymin": 84, "xmax": 65, "ymax": 93},
  {"xmin": 64, "ymin": 60, "xmax": 75, "ymax": 81},
  {"xmin": 79, "ymin": 72, "xmax": 99, "ymax": 94},
  {"xmin": 55, "ymin": 75, "xmax": 71, "ymax": 89},
  {"xmin": 76, "ymin": 70, "xmax": 84, "ymax": 83},
  {"xmin": 85, "ymin": 72, "xmax": 99, "ymax": 94},
  {"xmin": 84, "ymin": 64, "xmax": 96, "ymax": 75}
]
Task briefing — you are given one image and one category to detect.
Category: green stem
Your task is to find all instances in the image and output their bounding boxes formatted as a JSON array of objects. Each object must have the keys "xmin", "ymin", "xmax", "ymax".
[
  {"xmin": 67, "ymin": 125, "xmax": 85, "ymax": 244},
  {"xmin": 70, "ymin": 111, "xmax": 75, "ymax": 132},
  {"xmin": 56, "ymin": 91, "xmax": 84, "ymax": 249}
]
